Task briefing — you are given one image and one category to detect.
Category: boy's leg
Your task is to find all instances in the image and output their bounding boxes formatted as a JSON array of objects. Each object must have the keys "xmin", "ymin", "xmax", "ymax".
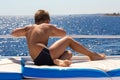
[
  {"xmin": 53, "ymin": 59, "xmax": 72, "ymax": 67},
  {"xmin": 53, "ymin": 50, "xmax": 72, "ymax": 67},
  {"xmin": 49, "ymin": 36, "xmax": 105, "ymax": 67},
  {"xmin": 49, "ymin": 36, "xmax": 73, "ymax": 59},
  {"xmin": 59, "ymin": 50, "xmax": 72, "ymax": 60},
  {"xmin": 49, "ymin": 36, "xmax": 105, "ymax": 60}
]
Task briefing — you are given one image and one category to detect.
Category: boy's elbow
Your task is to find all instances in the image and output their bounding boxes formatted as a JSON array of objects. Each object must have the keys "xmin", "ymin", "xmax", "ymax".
[
  {"xmin": 11, "ymin": 31, "xmax": 20, "ymax": 37},
  {"xmin": 11, "ymin": 31, "xmax": 17, "ymax": 37},
  {"xmin": 63, "ymin": 31, "xmax": 66, "ymax": 36},
  {"xmin": 61, "ymin": 31, "xmax": 66, "ymax": 37}
]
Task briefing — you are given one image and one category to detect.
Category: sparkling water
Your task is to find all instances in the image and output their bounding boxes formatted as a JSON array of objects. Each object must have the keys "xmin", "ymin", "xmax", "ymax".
[{"xmin": 0, "ymin": 14, "xmax": 120, "ymax": 56}]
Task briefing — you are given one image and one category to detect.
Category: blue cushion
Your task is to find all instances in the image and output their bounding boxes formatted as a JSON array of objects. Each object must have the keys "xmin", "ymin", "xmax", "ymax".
[
  {"xmin": 22, "ymin": 57, "xmax": 120, "ymax": 78},
  {"xmin": 0, "ymin": 72, "xmax": 22, "ymax": 80},
  {"xmin": 23, "ymin": 66, "xmax": 109, "ymax": 78},
  {"xmin": 107, "ymin": 69, "xmax": 120, "ymax": 77}
]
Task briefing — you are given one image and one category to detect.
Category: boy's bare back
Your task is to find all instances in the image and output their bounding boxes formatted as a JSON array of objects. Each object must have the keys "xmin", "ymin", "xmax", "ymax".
[{"xmin": 25, "ymin": 23, "xmax": 66, "ymax": 60}]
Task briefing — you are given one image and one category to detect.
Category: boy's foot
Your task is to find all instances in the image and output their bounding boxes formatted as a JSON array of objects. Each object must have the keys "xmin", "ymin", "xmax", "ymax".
[
  {"xmin": 89, "ymin": 53, "xmax": 106, "ymax": 61},
  {"xmin": 54, "ymin": 59, "xmax": 72, "ymax": 67}
]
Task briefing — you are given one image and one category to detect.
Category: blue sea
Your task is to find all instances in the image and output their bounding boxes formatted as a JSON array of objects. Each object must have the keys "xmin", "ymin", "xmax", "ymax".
[{"xmin": 0, "ymin": 14, "xmax": 120, "ymax": 56}]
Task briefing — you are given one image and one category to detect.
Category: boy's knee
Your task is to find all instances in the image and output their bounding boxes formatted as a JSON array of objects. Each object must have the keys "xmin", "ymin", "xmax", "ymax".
[
  {"xmin": 60, "ymin": 50, "xmax": 72, "ymax": 60},
  {"xmin": 65, "ymin": 50, "xmax": 73, "ymax": 58},
  {"xmin": 67, "ymin": 50, "xmax": 72, "ymax": 56},
  {"xmin": 64, "ymin": 36, "xmax": 73, "ymax": 40}
]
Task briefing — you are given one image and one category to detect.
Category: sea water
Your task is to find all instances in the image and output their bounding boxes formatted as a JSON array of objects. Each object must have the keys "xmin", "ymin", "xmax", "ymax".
[{"xmin": 0, "ymin": 14, "xmax": 120, "ymax": 56}]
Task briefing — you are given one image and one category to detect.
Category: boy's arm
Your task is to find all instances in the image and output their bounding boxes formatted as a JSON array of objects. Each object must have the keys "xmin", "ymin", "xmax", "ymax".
[
  {"xmin": 11, "ymin": 26, "xmax": 32, "ymax": 37},
  {"xmin": 50, "ymin": 24, "xmax": 66, "ymax": 37}
]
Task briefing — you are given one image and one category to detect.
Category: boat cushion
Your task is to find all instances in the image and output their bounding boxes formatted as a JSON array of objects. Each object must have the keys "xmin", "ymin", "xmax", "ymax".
[
  {"xmin": 0, "ymin": 57, "xmax": 22, "ymax": 80},
  {"xmin": 22, "ymin": 56, "xmax": 120, "ymax": 78}
]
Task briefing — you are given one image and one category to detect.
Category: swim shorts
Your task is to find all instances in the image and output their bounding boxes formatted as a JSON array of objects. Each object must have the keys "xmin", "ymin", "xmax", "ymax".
[{"xmin": 34, "ymin": 48, "xmax": 54, "ymax": 66}]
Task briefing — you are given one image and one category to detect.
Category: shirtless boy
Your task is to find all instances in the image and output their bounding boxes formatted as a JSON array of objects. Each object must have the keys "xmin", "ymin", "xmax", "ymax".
[{"xmin": 11, "ymin": 10, "xmax": 105, "ymax": 67}]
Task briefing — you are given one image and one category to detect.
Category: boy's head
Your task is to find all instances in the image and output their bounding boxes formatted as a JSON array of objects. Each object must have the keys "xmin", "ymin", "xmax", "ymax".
[{"xmin": 34, "ymin": 10, "xmax": 50, "ymax": 24}]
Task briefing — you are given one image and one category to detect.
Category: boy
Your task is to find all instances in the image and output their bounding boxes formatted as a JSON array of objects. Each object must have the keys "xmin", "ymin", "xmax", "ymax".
[{"xmin": 11, "ymin": 10, "xmax": 105, "ymax": 67}]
